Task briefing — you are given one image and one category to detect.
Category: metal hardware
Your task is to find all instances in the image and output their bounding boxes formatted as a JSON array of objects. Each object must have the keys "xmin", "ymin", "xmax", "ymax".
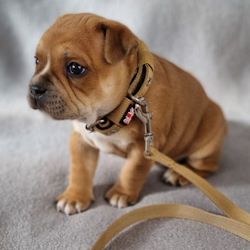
[
  {"xmin": 147, "ymin": 77, "xmax": 152, "ymax": 86},
  {"xmin": 132, "ymin": 96, "xmax": 154, "ymax": 156},
  {"xmin": 130, "ymin": 96, "xmax": 149, "ymax": 113},
  {"xmin": 86, "ymin": 119, "xmax": 105, "ymax": 132}
]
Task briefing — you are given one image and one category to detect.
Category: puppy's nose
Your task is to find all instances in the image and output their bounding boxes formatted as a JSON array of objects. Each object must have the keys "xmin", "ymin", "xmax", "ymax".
[{"xmin": 30, "ymin": 84, "xmax": 47, "ymax": 98}]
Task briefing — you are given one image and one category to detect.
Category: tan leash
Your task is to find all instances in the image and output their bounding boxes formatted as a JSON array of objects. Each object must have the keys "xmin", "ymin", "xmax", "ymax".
[
  {"xmin": 89, "ymin": 42, "xmax": 250, "ymax": 250},
  {"xmin": 91, "ymin": 105, "xmax": 250, "ymax": 250}
]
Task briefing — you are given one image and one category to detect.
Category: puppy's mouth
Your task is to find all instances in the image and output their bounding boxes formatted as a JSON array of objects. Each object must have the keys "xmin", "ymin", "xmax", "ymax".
[
  {"xmin": 28, "ymin": 84, "xmax": 54, "ymax": 111},
  {"xmin": 28, "ymin": 86, "xmax": 80, "ymax": 120}
]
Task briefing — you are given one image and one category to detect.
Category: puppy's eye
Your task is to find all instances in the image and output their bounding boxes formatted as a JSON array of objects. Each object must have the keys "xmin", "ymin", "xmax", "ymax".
[
  {"xmin": 67, "ymin": 62, "xmax": 86, "ymax": 76},
  {"xmin": 35, "ymin": 57, "xmax": 39, "ymax": 65}
]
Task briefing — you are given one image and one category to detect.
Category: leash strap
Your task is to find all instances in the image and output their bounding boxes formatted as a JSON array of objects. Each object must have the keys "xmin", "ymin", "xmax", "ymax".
[{"xmin": 91, "ymin": 148, "xmax": 250, "ymax": 250}]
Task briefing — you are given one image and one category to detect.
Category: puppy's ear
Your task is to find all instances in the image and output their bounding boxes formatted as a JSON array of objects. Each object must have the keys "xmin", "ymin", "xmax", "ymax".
[{"xmin": 100, "ymin": 21, "xmax": 139, "ymax": 64}]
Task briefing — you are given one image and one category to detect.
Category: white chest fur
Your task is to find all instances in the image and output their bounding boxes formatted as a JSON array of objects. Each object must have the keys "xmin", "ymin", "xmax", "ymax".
[{"xmin": 73, "ymin": 121, "xmax": 131, "ymax": 154}]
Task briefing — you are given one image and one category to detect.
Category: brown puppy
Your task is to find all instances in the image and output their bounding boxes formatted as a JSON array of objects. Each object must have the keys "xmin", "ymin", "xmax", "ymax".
[{"xmin": 28, "ymin": 13, "xmax": 227, "ymax": 215}]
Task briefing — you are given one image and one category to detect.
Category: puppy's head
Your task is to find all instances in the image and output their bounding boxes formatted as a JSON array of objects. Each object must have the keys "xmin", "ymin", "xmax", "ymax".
[{"xmin": 28, "ymin": 13, "xmax": 139, "ymax": 122}]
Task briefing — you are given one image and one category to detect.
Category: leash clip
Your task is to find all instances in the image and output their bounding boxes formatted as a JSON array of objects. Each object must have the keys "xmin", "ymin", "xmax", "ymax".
[{"xmin": 131, "ymin": 96, "xmax": 154, "ymax": 156}]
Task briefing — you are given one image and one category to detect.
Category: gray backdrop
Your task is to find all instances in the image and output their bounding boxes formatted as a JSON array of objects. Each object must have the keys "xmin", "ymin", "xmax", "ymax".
[{"xmin": 0, "ymin": 1, "xmax": 250, "ymax": 249}]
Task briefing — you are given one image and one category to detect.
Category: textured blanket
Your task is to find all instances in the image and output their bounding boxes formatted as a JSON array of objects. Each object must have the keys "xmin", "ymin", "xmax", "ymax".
[{"xmin": 1, "ymin": 0, "xmax": 250, "ymax": 249}]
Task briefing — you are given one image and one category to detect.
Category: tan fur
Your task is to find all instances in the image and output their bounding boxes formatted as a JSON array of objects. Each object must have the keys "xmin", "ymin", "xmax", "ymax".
[{"xmin": 28, "ymin": 13, "xmax": 227, "ymax": 214}]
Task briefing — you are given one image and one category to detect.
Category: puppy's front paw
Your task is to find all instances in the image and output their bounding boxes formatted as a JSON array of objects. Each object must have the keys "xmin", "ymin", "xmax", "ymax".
[
  {"xmin": 105, "ymin": 185, "xmax": 139, "ymax": 209},
  {"xmin": 162, "ymin": 169, "xmax": 190, "ymax": 186},
  {"xmin": 56, "ymin": 191, "xmax": 92, "ymax": 215}
]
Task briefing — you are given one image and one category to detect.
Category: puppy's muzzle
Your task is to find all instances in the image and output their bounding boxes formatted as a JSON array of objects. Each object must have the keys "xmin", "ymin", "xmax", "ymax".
[{"xmin": 30, "ymin": 84, "xmax": 47, "ymax": 100}]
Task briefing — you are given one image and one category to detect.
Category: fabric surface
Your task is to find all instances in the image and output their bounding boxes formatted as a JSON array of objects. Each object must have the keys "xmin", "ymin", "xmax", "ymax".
[{"xmin": 0, "ymin": 0, "xmax": 250, "ymax": 249}]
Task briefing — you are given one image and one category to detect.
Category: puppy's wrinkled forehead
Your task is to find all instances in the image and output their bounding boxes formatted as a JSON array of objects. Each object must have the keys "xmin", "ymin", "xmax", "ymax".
[
  {"xmin": 36, "ymin": 13, "xmax": 139, "ymax": 66},
  {"xmin": 36, "ymin": 14, "xmax": 105, "ymax": 67}
]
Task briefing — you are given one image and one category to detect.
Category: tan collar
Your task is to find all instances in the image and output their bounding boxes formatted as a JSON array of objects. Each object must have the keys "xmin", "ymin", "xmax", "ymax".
[{"xmin": 86, "ymin": 40, "xmax": 154, "ymax": 135}]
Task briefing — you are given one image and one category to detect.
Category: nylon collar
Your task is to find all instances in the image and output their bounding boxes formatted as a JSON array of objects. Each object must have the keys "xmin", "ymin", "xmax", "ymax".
[{"xmin": 86, "ymin": 40, "xmax": 154, "ymax": 135}]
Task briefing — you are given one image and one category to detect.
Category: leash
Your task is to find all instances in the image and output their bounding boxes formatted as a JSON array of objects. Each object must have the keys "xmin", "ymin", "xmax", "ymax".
[
  {"xmin": 91, "ymin": 97, "xmax": 250, "ymax": 250},
  {"xmin": 89, "ymin": 43, "xmax": 250, "ymax": 249}
]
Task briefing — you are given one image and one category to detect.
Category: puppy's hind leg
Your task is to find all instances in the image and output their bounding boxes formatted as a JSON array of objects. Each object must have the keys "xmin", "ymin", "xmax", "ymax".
[
  {"xmin": 163, "ymin": 162, "xmax": 217, "ymax": 187},
  {"xmin": 163, "ymin": 134, "xmax": 224, "ymax": 187}
]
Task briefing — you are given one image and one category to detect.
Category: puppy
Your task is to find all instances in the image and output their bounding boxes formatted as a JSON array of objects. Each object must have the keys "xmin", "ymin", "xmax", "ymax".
[{"xmin": 28, "ymin": 13, "xmax": 227, "ymax": 215}]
